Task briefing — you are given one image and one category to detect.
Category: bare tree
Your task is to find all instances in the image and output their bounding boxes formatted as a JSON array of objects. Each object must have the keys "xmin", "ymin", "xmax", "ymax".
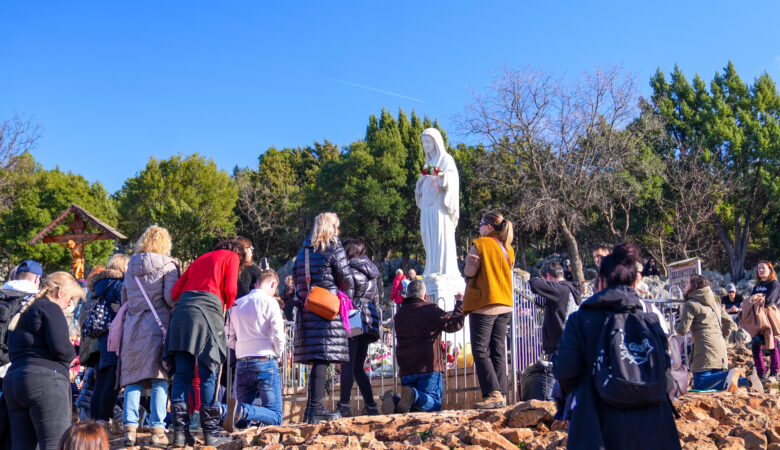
[
  {"xmin": 0, "ymin": 115, "xmax": 41, "ymax": 210},
  {"xmin": 459, "ymin": 66, "xmax": 659, "ymax": 281}
]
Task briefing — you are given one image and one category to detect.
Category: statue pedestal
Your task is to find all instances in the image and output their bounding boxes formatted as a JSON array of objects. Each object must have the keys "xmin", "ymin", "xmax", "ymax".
[{"xmin": 424, "ymin": 273, "xmax": 468, "ymax": 348}]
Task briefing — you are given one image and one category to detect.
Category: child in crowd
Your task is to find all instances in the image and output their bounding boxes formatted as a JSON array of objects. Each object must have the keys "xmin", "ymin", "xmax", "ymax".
[
  {"xmin": 382, "ymin": 280, "xmax": 464, "ymax": 414},
  {"xmin": 223, "ymin": 269, "xmax": 285, "ymax": 431}
]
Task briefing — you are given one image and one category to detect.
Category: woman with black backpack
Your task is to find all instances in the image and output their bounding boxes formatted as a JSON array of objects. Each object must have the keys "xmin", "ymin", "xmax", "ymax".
[{"xmin": 554, "ymin": 243, "xmax": 681, "ymax": 450}]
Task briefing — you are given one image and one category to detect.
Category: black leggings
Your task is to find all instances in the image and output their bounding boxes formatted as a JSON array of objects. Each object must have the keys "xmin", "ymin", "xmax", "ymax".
[
  {"xmin": 308, "ymin": 361, "xmax": 329, "ymax": 409},
  {"xmin": 339, "ymin": 335, "xmax": 375, "ymax": 405},
  {"xmin": 90, "ymin": 365, "xmax": 119, "ymax": 421}
]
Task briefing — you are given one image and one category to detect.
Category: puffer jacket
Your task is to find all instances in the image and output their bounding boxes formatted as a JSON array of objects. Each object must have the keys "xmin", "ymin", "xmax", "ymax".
[
  {"xmin": 674, "ymin": 287, "xmax": 735, "ymax": 372},
  {"xmin": 292, "ymin": 236, "xmax": 354, "ymax": 363},
  {"xmin": 349, "ymin": 256, "xmax": 381, "ymax": 342},
  {"xmin": 88, "ymin": 269, "xmax": 124, "ymax": 369},
  {"xmin": 119, "ymin": 253, "xmax": 179, "ymax": 386}
]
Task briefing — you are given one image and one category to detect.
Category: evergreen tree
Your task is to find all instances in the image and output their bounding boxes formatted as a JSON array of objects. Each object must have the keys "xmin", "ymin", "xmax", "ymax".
[{"xmin": 115, "ymin": 153, "xmax": 237, "ymax": 264}]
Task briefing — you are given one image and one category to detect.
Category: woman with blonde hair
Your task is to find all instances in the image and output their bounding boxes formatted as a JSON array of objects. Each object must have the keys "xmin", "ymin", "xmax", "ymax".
[
  {"xmin": 463, "ymin": 211, "xmax": 515, "ymax": 409},
  {"xmin": 291, "ymin": 212, "xmax": 354, "ymax": 423},
  {"xmin": 6, "ymin": 272, "xmax": 80, "ymax": 450},
  {"xmin": 88, "ymin": 253, "xmax": 129, "ymax": 426},
  {"xmin": 119, "ymin": 225, "xmax": 179, "ymax": 447}
]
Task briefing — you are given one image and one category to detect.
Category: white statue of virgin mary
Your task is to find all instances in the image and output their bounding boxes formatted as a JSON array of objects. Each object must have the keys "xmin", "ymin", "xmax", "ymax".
[{"xmin": 415, "ymin": 128, "xmax": 463, "ymax": 296}]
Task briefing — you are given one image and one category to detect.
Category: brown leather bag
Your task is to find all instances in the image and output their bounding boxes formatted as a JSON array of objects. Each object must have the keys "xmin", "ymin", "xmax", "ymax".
[{"xmin": 303, "ymin": 247, "xmax": 339, "ymax": 320}]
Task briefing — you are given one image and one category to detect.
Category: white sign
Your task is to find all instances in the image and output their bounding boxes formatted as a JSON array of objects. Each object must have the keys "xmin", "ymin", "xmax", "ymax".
[{"xmin": 667, "ymin": 257, "xmax": 702, "ymax": 297}]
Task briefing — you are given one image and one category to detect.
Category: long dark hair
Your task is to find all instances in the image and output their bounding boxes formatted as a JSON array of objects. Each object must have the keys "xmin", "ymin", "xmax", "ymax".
[
  {"xmin": 212, "ymin": 238, "xmax": 247, "ymax": 264},
  {"xmin": 598, "ymin": 242, "xmax": 640, "ymax": 287},
  {"xmin": 234, "ymin": 236, "xmax": 254, "ymax": 268}
]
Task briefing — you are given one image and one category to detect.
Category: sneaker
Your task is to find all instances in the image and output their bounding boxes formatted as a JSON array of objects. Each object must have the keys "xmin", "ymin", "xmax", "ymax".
[
  {"xmin": 337, "ymin": 401, "xmax": 352, "ymax": 418},
  {"xmin": 396, "ymin": 386, "xmax": 415, "ymax": 414},
  {"xmin": 362, "ymin": 403, "xmax": 380, "ymax": 416},
  {"xmin": 724, "ymin": 368, "xmax": 740, "ymax": 393},
  {"xmin": 380, "ymin": 390, "xmax": 396, "ymax": 415},
  {"xmin": 749, "ymin": 369, "xmax": 765, "ymax": 394},
  {"xmin": 475, "ymin": 390, "xmax": 506, "ymax": 409}
]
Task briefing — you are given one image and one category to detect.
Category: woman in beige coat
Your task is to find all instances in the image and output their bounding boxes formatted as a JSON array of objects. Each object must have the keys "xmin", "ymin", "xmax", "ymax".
[
  {"xmin": 675, "ymin": 274, "xmax": 758, "ymax": 391},
  {"xmin": 119, "ymin": 225, "xmax": 180, "ymax": 446}
]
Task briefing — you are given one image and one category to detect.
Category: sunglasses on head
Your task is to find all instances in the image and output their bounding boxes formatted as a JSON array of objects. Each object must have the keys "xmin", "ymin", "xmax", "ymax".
[{"xmin": 478, "ymin": 221, "xmax": 490, "ymax": 227}]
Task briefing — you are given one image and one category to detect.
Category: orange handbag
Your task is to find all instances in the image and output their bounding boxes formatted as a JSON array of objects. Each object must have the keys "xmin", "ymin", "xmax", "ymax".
[{"xmin": 303, "ymin": 247, "xmax": 340, "ymax": 320}]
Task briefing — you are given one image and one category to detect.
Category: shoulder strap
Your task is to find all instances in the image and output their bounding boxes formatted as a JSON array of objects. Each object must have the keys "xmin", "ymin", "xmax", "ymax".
[
  {"xmin": 134, "ymin": 275, "xmax": 166, "ymax": 335},
  {"xmin": 305, "ymin": 247, "xmax": 311, "ymax": 291},
  {"xmin": 490, "ymin": 237, "xmax": 512, "ymax": 269}
]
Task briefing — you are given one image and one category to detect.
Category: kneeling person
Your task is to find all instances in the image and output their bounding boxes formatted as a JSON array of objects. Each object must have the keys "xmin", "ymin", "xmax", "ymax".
[
  {"xmin": 383, "ymin": 280, "xmax": 464, "ymax": 414},
  {"xmin": 224, "ymin": 269, "xmax": 285, "ymax": 431}
]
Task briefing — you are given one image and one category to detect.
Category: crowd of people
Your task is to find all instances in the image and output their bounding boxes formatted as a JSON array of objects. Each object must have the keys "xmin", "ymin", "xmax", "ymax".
[{"xmin": 0, "ymin": 209, "xmax": 776, "ymax": 449}]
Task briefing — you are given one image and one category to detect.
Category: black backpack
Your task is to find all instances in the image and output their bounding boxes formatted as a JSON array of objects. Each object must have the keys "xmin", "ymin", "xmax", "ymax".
[
  {"xmin": 0, "ymin": 290, "xmax": 31, "ymax": 367},
  {"xmin": 592, "ymin": 310, "xmax": 670, "ymax": 408}
]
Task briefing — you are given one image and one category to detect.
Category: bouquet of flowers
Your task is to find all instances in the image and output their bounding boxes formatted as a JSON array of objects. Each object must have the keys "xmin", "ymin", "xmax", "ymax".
[{"xmin": 421, "ymin": 164, "xmax": 442, "ymax": 176}]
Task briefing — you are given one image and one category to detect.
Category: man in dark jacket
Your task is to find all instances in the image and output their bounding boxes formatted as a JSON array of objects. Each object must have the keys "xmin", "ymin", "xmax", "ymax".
[
  {"xmin": 382, "ymin": 280, "xmax": 464, "ymax": 414},
  {"xmin": 529, "ymin": 261, "xmax": 582, "ymax": 355}
]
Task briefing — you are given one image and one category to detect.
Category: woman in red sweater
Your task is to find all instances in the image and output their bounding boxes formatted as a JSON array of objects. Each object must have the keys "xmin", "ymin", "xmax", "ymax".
[{"xmin": 165, "ymin": 239, "xmax": 243, "ymax": 447}]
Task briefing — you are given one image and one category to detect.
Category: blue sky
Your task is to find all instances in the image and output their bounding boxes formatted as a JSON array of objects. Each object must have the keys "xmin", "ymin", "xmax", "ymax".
[{"xmin": 2, "ymin": 1, "xmax": 779, "ymax": 194}]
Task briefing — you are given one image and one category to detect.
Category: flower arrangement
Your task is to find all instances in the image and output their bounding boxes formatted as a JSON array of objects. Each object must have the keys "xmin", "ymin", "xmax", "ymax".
[{"xmin": 422, "ymin": 164, "xmax": 442, "ymax": 176}]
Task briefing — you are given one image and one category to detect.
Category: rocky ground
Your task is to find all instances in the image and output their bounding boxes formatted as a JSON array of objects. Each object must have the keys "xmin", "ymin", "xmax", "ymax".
[
  {"xmin": 112, "ymin": 346, "xmax": 778, "ymax": 449},
  {"xmin": 115, "ymin": 389, "xmax": 780, "ymax": 449}
]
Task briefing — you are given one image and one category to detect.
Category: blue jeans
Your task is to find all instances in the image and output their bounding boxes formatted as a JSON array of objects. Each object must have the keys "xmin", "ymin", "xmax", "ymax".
[
  {"xmin": 171, "ymin": 352, "xmax": 218, "ymax": 407},
  {"xmin": 124, "ymin": 379, "xmax": 168, "ymax": 427},
  {"xmin": 692, "ymin": 370, "xmax": 748, "ymax": 391},
  {"xmin": 397, "ymin": 372, "xmax": 442, "ymax": 412},
  {"xmin": 234, "ymin": 358, "xmax": 283, "ymax": 426}
]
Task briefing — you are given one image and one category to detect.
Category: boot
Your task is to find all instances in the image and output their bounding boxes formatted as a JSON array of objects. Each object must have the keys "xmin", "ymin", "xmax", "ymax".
[
  {"xmin": 171, "ymin": 402, "xmax": 195, "ymax": 447},
  {"xmin": 474, "ymin": 390, "xmax": 506, "ymax": 410},
  {"xmin": 122, "ymin": 424, "xmax": 137, "ymax": 447},
  {"xmin": 201, "ymin": 404, "xmax": 232, "ymax": 446},
  {"xmin": 150, "ymin": 426, "xmax": 169, "ymax": 446},
  {"xmin": 305, "ymin": 405, "xmax": 341, "ymax": 424},
  {"xmin": 337, "ymin": 401, "xmax": 352, "ymax": 418}
]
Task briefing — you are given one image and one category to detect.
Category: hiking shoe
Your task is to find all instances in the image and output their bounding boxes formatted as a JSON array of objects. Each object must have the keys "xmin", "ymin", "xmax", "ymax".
[
  {"xmin": 381, "ymin": 390, "xmax": 396, "ymax": 415},
  {"xmin": 396, "ymin": 386, "xmax": 415, "ymax": 414},
  {"xmin": 475, "ymin": 390, "xmax": 506, "ymax": 409},
  {"xmin": 122, "ymin": 424, "xmax": 137, "ymax": 447},
  {"xmin": 362, "ymin": 403, "xmax": 380, "ymax": 416},
  {"xmin": 749, "ymin": 369, "xmax": 765, "ymax": 394},
  {"xmin": 724, "ymin": 368, "xmax": 740, "ymax": 393}
]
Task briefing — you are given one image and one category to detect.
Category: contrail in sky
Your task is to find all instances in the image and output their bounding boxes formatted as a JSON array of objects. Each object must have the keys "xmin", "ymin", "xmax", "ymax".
[{"xmin": 272, "ymin": 64, "xmax": 425, "ymax": 103}]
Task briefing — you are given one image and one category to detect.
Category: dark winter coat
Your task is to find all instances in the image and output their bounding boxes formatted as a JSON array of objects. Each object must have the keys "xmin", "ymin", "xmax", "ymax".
[
  {"xmin": 237, "ymin": 264, "xmax": 262, "ymax": 299},
  {"xmin": 554, "ymin": 285, "xmax": 681, "ymax": 450},
  {"xmin": 395, "ymin": 297, "xmax": 464, "ymax": 377},
  {"xmin": 529, "ymin": 277, "xmax": 582, "ymax": 354},
  {"xmin": 292, "ymin": 236, "xmax": 354, "ymax": 363},
  {"xmin": 89, "ymin": 269, "xmax": 124, "ymax": 369},
  {"xmin": 349, "ymin": 256, "xmax": 381, "ymax": 342}
]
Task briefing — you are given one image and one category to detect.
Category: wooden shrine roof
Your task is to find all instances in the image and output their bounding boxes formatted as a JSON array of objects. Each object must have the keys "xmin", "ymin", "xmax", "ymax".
[{"xmin": 27, "ymin": 203, "xmax": 127, "ymax": 245}]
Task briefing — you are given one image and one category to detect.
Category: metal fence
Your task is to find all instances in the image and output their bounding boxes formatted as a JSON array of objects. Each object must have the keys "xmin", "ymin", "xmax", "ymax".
[{"xmin": 278, "ymin": 273, "xmax": 550, "ymax": 418}]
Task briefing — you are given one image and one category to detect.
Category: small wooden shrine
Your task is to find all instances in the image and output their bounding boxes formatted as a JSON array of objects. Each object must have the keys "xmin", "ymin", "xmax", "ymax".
[{"xmin": 28, "ymin": 204, "xmax": 127, "ymax": 279}]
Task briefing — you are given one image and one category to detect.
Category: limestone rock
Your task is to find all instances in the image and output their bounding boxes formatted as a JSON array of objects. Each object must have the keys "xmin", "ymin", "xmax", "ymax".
[{"xmin": 505, "ymin": 400, "xmax": 556, "ymax": 428}]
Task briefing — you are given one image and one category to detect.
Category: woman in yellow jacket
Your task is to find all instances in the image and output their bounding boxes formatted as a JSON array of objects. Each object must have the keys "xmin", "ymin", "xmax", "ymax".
[{"xmin": 463, "ymin": 211, "xmax": 515, "ymax": 409}]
